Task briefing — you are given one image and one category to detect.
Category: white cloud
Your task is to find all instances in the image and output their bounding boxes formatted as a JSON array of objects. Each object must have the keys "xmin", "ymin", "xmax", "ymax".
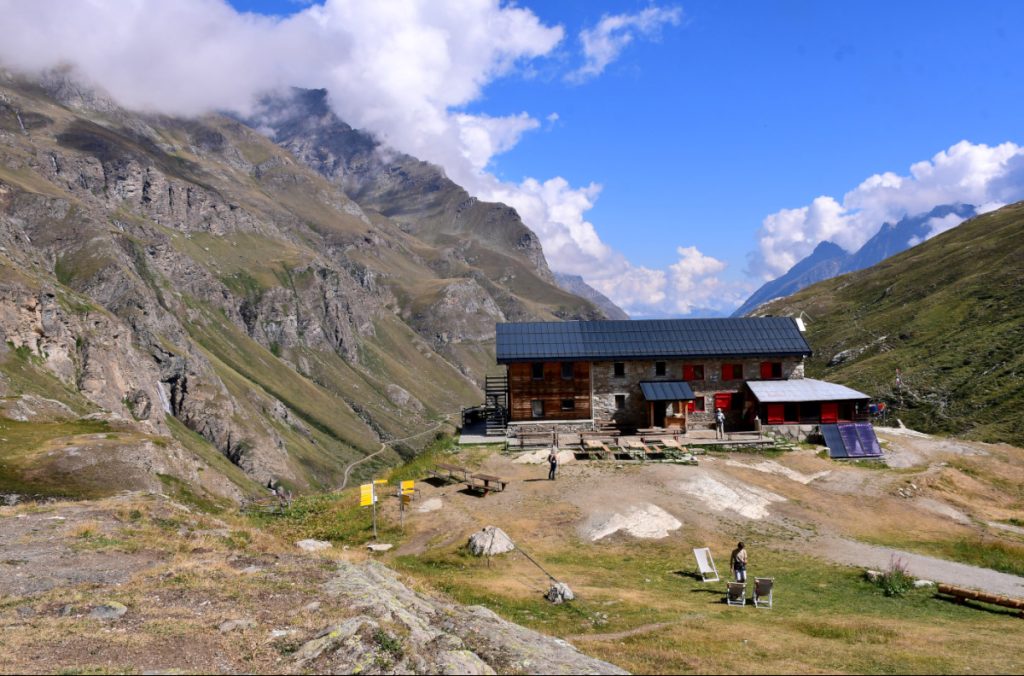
[
  {"xmin": 750, "ymin": 141, "xmax": 1024, "ymax": 279},
  {"xmin": 0, "ymin": 0, "xmax": 722, "ymax": 317},
  {"xmin": 569, "ymin": 5, "xmax": 683, "ymax": 82},
  {"xmin": 907, "ymin": 212, "xmax": 968, "ymax": 246}
]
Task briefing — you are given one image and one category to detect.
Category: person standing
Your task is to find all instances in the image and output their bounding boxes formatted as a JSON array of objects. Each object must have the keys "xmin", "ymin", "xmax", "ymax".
[
  {"xmin": 547, "ymin": 448, "xmax": 559, "ymax": 480},
  {"xmin": 715, "ymin": 407, "xmax": 726, "ymax": 439},
  {"xmin": 730, "ymin": 542, "xmax": 748, "ymax": 582}
]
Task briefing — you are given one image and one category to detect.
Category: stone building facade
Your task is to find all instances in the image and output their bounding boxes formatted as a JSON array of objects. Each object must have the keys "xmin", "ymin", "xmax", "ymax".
[
  {"xmin": 495, "ymin": 318, "xmax": 818, "ymax": 433},
  {"xmin": 591, "ymin": 356, "xmax": 805, "ymax": 431}
]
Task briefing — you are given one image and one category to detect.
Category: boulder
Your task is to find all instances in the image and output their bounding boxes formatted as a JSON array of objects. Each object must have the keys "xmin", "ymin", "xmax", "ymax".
[
  {"xmin": 546, "ymin": 582, "xmax": 575, "ymax": 604},
  {"xmin": 89, "ymin": 602, "xmax": 127, "ymax": 620},
  {"xmin": 468, "ymin": 526, "xmax": 515, "ymax": 557},
  {"xmin": 296, "ymin": 539, "xmax": 333, "ymax": 552}
]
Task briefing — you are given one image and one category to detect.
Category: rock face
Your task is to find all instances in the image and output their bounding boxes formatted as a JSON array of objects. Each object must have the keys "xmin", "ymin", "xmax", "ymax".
[
  {"xmin": 467, "ymin": 526, "xmax": 516, "ymax": 557},
  {"xmin": 297, "ymin": 560, "xmax": 628, "ymax": 675},
  {"xmin": 0, "ymin": 72, "xmax": 607, "ymax": 497}
]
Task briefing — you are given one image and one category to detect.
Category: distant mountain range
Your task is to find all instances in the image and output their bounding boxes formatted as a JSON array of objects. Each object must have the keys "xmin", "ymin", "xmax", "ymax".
[{"xmin": 734, "ymin": 203, "xmax": 977, "ymax": 317}]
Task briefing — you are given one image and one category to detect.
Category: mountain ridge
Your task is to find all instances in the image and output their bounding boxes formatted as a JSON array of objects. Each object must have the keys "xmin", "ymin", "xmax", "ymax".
[
  {"xmin": 753, "ymin": 200, "xmax": 1024, "ymax": 446},
  {"xmin": 735, "ymin": 203, "xmax": 977, "ymax": 317},
  {"xmin": 0, "ymin": 71, "xmax": 606, "ymax": 501}
]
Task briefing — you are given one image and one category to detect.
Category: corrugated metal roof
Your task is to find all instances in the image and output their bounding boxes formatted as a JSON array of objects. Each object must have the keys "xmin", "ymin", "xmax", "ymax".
[
  {"xmin": 639, "ymin": 381, "xmax": 695, "ymax": 401},
  {"xmin": 495, "ymin": 318, "xmax": 812, "ymax": 363},
  {"xmin": 747, "ymin": 378, "xmax": 868, "ymax": 403}
]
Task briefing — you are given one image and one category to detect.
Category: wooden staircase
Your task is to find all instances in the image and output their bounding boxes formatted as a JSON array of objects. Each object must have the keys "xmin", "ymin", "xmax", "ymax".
[{"xmin": 484, "ymin": 374, "xmax": 508, "ymax": 436}]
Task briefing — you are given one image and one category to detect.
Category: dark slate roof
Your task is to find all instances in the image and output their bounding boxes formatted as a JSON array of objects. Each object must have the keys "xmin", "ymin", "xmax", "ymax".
[
  {"xmin": 640, "ymin": 381, "xmax": 695, "ymax": 401},
  {"xmin": 495, "ymin": 318, "xmax": 812, "ymax": 363}
]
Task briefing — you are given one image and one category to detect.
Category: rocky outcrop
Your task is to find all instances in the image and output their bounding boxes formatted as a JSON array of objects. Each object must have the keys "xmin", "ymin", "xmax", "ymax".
[{"xmin": 297, "ymin": 560, "xmax": 628, "ymax": 675}]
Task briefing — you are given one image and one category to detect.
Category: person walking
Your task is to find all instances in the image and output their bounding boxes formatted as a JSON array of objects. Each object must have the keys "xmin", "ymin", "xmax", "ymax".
[
  {"xmin": 547, "ymin": 448, "xmax": 559, "ymax": 480},
  {"xmin": 715, "ymin": 407, "xmax": 726, "ymax": 439},
  {"xmin": 730, "ymin": 541, "xmax": 748, "ymax": 582}
]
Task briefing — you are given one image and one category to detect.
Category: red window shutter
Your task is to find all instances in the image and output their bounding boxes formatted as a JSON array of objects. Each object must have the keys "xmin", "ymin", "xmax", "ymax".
[
  {"xmin": 721, "ymin": 364, "xmax": 732, "ymax": 380},
  {"xmin": 687, "ymin": 400, "xmax": 695, "ymax": 413},
  {"xmin": 683, "ymin": 365, "xmax": 694, "ymax": 381},
  {"xmin": 821, "ymin": 402, "xmax": 838, "ymax": 423},
  {"xmin": 767, "ymin": 403, "xmax": 784, "ymax": 424},
  {"xmin": 714, "ymin": 392, "xmax": 732, "ymax": 411},
  {"xmin": 760, "ymin": 362, "xmax": 773, "ymax": 379}
]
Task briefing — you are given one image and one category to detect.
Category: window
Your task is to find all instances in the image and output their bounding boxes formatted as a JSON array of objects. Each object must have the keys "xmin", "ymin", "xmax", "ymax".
[
  {"xmin": 683, "ymin": 364, "xmax": 705, "ymax": 381},
  {"xmin": 561, "ymin": 362, "xmax": 574, "ymax": 380},
  {"xmin": 613, "ymin": 362, "xmax": 625, "ymax": 378},
  {"xmin": 614, "ymin": 394, "xmax": 626, "ymax": 410},
  {"xmin": 531, "ymin": 400, "xmax": 544, "ymax": 418},
  {"xmin": 760, "ymin": 361, "xmax": 783, "ymax": 379},
  {"xmin": 561, "ymin": 398, "xmax": 575, "ymax": 411},
  {"xmin": 655, "ymin": 361, "xmax": 666, "ymax": 376},
  {"xmin": 688, "ymin": 396, "xmax": 706, "ymax": 413},
  {"xmin": 721, "ymin": 363, "xmax": 743, "ymax": 380},
  {"xmin": 531, "ymin": 362, "xmax": 544, "ymax": 380}
]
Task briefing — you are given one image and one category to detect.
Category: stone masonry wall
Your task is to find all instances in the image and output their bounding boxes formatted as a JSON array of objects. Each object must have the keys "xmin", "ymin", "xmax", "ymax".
[{"xmin": 593, "ymin": 356, "xmax": 805, "ymax": 431}]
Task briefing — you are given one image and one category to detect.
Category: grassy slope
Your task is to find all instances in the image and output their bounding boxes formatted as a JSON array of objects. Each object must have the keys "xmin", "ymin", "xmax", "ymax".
[
  {"xmin": 251, "ymin": 441, "xmax": 1024, "ymax": 675},
  {"xmin": 755, "ymin": 201, "xmax": 1024, "ymax": 446}
]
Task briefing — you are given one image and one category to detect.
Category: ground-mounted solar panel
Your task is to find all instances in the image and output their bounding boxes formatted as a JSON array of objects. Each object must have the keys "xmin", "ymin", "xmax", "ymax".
[
  {"xmin": 838, "ymin": 424, "xmax": 866, "ymax": 456},
  {"xmin": 822, "ymin": 424, "xmax": 848, "ymax": 458},
  {"xmin": 851, "ymin": 423, "xmax": 883, "ymax": 457}
]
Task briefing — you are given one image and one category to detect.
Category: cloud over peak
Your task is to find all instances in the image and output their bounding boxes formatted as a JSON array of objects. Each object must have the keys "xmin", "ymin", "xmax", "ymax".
[{"xmin": 749, "ymin": 140, "xmax": 1024, "ymax": 280}]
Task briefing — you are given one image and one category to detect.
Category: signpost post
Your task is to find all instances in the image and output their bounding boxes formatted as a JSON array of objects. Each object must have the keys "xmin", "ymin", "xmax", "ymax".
[{"xmin": 360, "ymin": 482, "xmax": 376, "ymax": 539}]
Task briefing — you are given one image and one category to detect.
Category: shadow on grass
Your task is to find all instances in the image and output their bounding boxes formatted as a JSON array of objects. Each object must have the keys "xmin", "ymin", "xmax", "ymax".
[{"xmin": 671, "ymin": 570, "xmax": 704, "ymax": 581}]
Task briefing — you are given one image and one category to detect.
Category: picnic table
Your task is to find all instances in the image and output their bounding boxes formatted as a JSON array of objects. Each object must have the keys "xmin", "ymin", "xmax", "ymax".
[
  {"xmin": 427, "ymin": 463, "xmax": 472, "ymax": 483},
  {"xmin": 465, "ymin": 472, "xmax": 508, "ymax": 494}
]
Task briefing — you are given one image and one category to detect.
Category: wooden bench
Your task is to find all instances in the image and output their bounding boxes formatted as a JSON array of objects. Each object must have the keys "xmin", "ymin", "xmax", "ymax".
[
  {"xmin": 464, "ymin": 472, "xmax": 509, "ymax": 494},
  {"xmin": 427, "ymin": 463, "xmax": 472, "ymax": 484}
]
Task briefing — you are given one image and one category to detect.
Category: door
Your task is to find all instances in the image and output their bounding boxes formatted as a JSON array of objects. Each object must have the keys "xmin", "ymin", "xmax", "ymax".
[{"xmin": 653, "ymin": 401, "xmax": 667, "ymax": 427}]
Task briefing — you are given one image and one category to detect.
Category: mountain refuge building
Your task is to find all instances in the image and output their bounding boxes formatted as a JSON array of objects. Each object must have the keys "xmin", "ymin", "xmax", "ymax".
[{"xmin": 493, "ymin": 318, "xmax": 870, "ymax": 435}]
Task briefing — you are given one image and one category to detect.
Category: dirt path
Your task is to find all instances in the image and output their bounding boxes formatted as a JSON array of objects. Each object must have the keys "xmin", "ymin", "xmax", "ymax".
[
  {"xmin": 814, "ymin": 535, "xmax": 1024, "ymax": 598},
  {"xmin": 339, "ymin": 415, "xmax": 455, "ymax": 490}
]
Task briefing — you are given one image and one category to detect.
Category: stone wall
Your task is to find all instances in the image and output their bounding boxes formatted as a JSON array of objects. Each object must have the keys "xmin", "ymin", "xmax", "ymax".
[
  {"xmin": 764, "ymin": 423, "xmax": 821, "ymax": 442},
  {"xmin": 592, "ymin": 356, "xmax": 806, "ymax": 431}
]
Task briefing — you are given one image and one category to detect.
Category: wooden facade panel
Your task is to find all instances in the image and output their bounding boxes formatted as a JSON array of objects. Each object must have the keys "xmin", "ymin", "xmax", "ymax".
[{"xmin": 508, "ymin": 362, "xmax": 591, "ymax": 421}]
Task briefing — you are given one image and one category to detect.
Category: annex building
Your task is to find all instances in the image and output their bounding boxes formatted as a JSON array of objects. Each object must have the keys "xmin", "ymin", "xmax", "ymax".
[{"xmin": 494, "ymin": 318, "xmax": 870, "ymax": 434}]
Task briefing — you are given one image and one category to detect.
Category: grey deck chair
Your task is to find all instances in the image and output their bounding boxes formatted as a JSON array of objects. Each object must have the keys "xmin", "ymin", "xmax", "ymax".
[
  {"xmin": 754, "ymin": 577, "xmax": 774, "ymax": 608},
  {"xmin": 726, "ymin": 582, "xmax": 747, "ymax": 606}
]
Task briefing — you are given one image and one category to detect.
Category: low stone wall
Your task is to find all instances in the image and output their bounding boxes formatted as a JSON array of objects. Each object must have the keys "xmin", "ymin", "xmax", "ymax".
[
  {"xmin": 507, "ymin": 421, "xmax": 595, "ymax": 435},
  {"xmin": 764, "ymin": 423, "xmax": 820, "ymax": 442}
]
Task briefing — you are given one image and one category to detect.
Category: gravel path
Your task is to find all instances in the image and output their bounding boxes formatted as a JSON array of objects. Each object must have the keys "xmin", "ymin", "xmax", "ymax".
[{"xmin": 816, "ymin": 535, "xmax": 1024, "ymax": 598}]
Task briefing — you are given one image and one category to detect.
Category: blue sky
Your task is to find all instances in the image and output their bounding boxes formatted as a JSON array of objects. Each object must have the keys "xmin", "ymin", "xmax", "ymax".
[
  {"xmin": 20, "ymin": 0, "xmax": 1018, "ymax": 315},
  {"xmin": 223, "ymin": 0, "xmax": 1024, "ymax": 314}
]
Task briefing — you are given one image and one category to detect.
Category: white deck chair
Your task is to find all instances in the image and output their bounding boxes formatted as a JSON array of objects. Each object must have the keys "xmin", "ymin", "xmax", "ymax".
[
  {"xmin": 726, "ymin": 582, "xmax": 747, "ymax": 606},
  {"xmin": 693, "ymin": 547, "xmax": 720, "ymax": 582},
  {"xmin": 753, "ymin": 577, "xmax": 774, "ymax": 608}
]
